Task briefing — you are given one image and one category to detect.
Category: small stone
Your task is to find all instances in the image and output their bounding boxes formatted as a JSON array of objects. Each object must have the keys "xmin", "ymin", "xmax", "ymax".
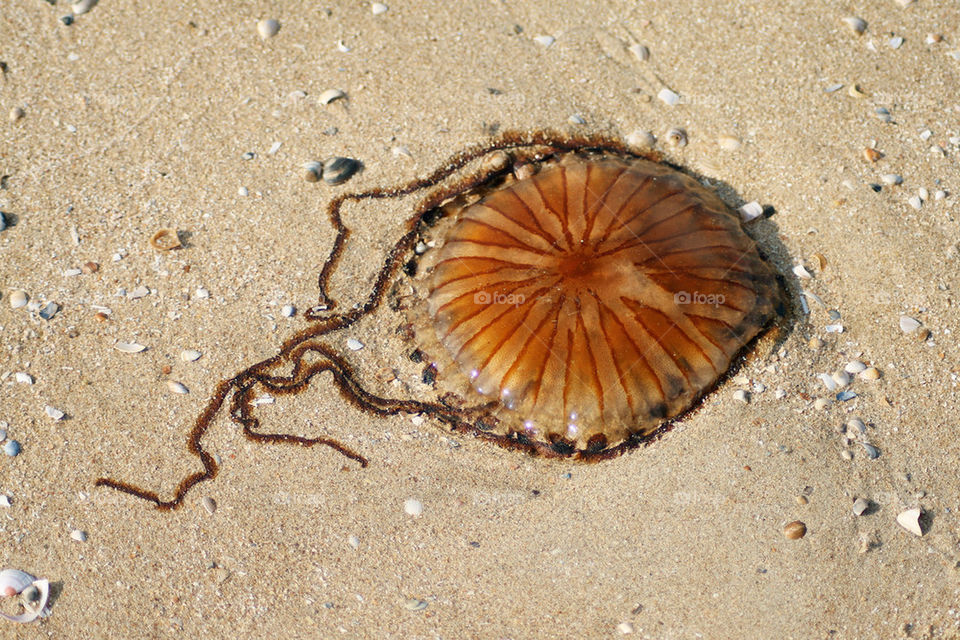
[
  {"xmin": 783, "ymin": 521, "xmax": 806, "ymax": 540},
  {"xmin": 807, "ymin": 337, "xmax": 823, "ymax": 350},
  {"xmin": 896, "ymin": 508, "xmax": 923, "ymax": 536},
  {"xmin": 404, "ymin": 498, "xmax": 424, "ymax": 517},
  {"xmin": 195, "ymin": 288, "xmax": 210, "ymax": 299},
  {"xmin": 908, "ymin": 195, "xmax": 922, "ymax": 210},
  {"xmin": 852, "ymin": 498, "xmax": 869, "ymax": 516},
  {"xmin": 257, "ymin": 18, "xmax": 280, "ymax": 39},
  {"xmin": 533, "ymin": 35, "xmax": 555, "ymax": 47},
  {"xmin": 180, "ymin": 350, "xmax": 202, "ymax": 362},
  {"xmin": 346, "ymin": 338, "xmax": 364, "ymax": 351},
  {"xmin": 862, "ymin": 147, "xmax": 883, "ymax": 162},
  {"xmin": 70, "ymin": 529, "xmax": 87, "ymax": 542},
  {"xmin": 371, "ymin": 3, "xmax": 388, "ymax": 15},
  {"xmin": 732, "ymin": 389, "xmax": 749, "ymax": 404},
  {"xmin": 202, "ymin": 496, "xmax": 217, "ymax": 515},
  {"xmin": 14, "ymin": 372, "xmax": 33, "ymax": 384},
  {"xmin": 281, "ymin": 304, "xmax": 295, "ymax": 318},
  {"xmin": 167, "ymin": 381, "xmax": 189, "ymax": 395},
  {"xmin": 45, "ymin": 405, "xmax": 66, "ymax": 420},
  {"xmin": 322, "ymin": 157, "xmax": 360, "ymax": 185},
  {"xmin": 881, "ymin": 173, "xmax": 903, "ymax": 186},
  {"xmin": 841, "ymin": 449, "xmax": 854, "ymax": 460},
  {"xmin": 616, "ymin": 621, "xmax": 635, "ymax": 635},
  {"xmin": 81, "ymin": 261, "xmax": 100, "ymax": 274},
  {"xmin": 795, "ymin": 495, "xmax": 808, "ymax": 506},
  {"xmin": 3, "ymin": 440, "xmax": 21, "ymax": 457},
  {"xmin": 8, "ymin": 107, "xmax": 24, "ymax": 123}
]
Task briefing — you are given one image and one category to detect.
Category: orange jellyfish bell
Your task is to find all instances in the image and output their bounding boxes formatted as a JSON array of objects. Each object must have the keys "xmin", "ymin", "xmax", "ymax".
[{"xmin": 426, "ymin": 153, "xmax": 783, "ymax": 453}]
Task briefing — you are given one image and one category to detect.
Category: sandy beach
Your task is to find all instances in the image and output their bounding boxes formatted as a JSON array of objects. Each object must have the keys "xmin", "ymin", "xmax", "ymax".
[{"xmin": 2, "ymin": 0, "xmax": 960, "ymax": 637}]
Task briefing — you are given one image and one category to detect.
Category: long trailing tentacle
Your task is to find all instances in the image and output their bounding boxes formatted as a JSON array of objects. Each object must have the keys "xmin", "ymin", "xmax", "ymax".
[{"xmin": 94, "ymin": 130, "xmax": 656, "ymax": 509}]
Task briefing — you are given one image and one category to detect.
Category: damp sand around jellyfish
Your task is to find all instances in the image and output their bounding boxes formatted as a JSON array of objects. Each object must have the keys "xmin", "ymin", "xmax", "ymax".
[{"xmin": 96, "ymin": 131, "xmax": 788, "ymax": 509}]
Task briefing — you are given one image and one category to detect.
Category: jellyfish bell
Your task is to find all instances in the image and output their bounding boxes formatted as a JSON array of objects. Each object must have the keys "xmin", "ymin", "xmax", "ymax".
[{"xmin": 415, "ymin": 151, "xmax": 784, "ymax": 455}]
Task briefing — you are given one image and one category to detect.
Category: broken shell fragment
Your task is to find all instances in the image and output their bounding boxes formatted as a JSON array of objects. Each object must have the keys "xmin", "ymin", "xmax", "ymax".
[
  {"xmin": 0, "ymin": 569, "xmax": 49, "ymax": 624},
  {"xmin": 0, "ymin": 569, "xmax": 34, "ymax": 598},
  {"xmin": 114, "ymin": 342, "xmax": 147, "ymax": 353},
  {"xmin": 896, "ymin": 507, "xmax": 923, "ymax": 536},
  {"xmin": 150, "ymin": 229, "xmax": 182, "ymax": 251},
  {"xmin": 318, "ymin": 89, "xmax": 346, "ymax": 105}
]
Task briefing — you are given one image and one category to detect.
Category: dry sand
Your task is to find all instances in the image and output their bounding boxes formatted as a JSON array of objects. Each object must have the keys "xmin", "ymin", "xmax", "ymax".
[{"xmin": 2, "ymin": 0, "xmax": 960, "ymax": 638}]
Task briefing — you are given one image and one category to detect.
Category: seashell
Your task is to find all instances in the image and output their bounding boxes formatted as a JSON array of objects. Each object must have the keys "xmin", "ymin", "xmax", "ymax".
[
  {"xmin": 533, "ymin": 35, "xmax": 555, "ymax": 47},
  {"xmin": 899, "ymin": 315, "xmax": 921, "ymax": 333},
  {"xmin": 371, "ymin": 3, "xmax": 388, "ymax": 15},
  {"xmin": 625, "ymin": 130, "xmax": 655, "ymax": 150},
  {"xmin": 738, "ymin": 201, "xmax": 763, "ymax": 223},
  {"xmin": 180, "ymin": 349, "xmax": 202, "ymax": 362},
  {"xmin": 664, "ymin": 127, "xmax": 687, "ymax": 147},
  {"xmin": 0, "ymin": 572, "xmax": 49, "ymax": 624},
  {"xmin": 717, "ymin": 135, "xmax": 741, "ymax": 151},
  {"xmin": 844, "ymin": 360, "xmax": 866, "ymax": 373},
  {"xmin": 628, "ymin": 43, "xmax": 650, "ymax": 62},
  {"xmin": 881, "ymin": 173, "xmax": 902, "ymax": 186},
  {"xmin": 843, "ymin": 16, "xmax": 867, "ymax": 35},
  {"xmin": 0, "ymin": 569, "xmax": 35, "ymax": 598},
  {"xmin": 302, "ymin": 161, "xmax": 324, "ymax": 183},
  {"xmin": 318, "ymin": 89, "xmax": 346, "ymax": 105},
  {"xmin": 322, "ymin": 157, "xmax": 360, "ymax": 185},
  {"xmin": 257, "ymin": 18, "xmax": 280, "ymax": 39},
  {"xmin": 896, "ymin": 508, "xmax": 923, "ymax": 536},
  {"xmin": 167, "ymin": 381, "xmax": 189, "ymax": 395},
  {"xmin": 71, "ymin": 0, "xmax": 97, "ymax": 15},
  {"xmin": 657, "ymin": 88, "xmax": 680, "ymax": 106},
  {"xmin": 150, "ymin": 228, "xmax": 182, "ymax": 251},
  {"xmin": 114, "ymin": 342, "xmax": 147, "ymax": 353},
  {"xmin": 9, "ymin": 290, "xmax": 28, "ymax": 309}
]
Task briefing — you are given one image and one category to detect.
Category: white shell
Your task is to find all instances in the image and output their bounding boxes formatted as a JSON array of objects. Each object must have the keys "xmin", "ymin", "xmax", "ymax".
[
  {"xmin": 45, "ymin": 405, "xmax": 65, "ymax": 420},
  {"xmin": 371, "ymin": 2, "xmax": 388, "ymax": 15},
  {"xmin": 9, "ymin": 290, "xmax": 28, "ymax": 309},
  {"xmin": 533, "ymin": 35, "xmax": 555, "ymax": 47},
  {"xmin": 738, "ymin": 201, "xmax": 763, "ymax": 223},
  {"xmin": 180, "ymin": 349, "xmax": 202, "ymax": 362},
  {"xmin": 0, "ymin": 569, "xmax": 34, "ymax": 598},
  {"xmin": 114, "ymin": 341, "xmax": 147, "ymax": 353},
  {"xmin": 71, "ymin": 0, "xmax": 97, "ymax": 15},
  {"xmin": 0, "ymin": 573, "xmax": 48, "ymax": 624},
  {"xmin": 657, "ymin": 88, "xmax": 680, "ymax": 106},
  {"xmin": 257, "ymin": 18, "xmax": 280, "ymax": 39},
  {"xmin": 664, "ymin": 127, "xmax": 688, "ymax": 147},
  {"xmin": 404, "ymin": 498, "xmax": 424, "ymax": 517},
  {"xmin": 319, "ymin": 89, "xmax": 346, "ymax": 105},
  {"xmin": 899, "ymin": 315, "xmax": 921, "ymax": 333},
  {"xmin": 843, "ymin": 16, "xmax": 867, "ymax": 35},
  {"xmin": 167, "ymin": 381, "xmax": 189, "ymax": 395},
  {"xmin": 628, "ymin": 43, "xmax": 649, "ymax": 62},
  {"xmin": 896, "ymin": 508, "xmax": 923, "ymax": 536},
  {"xmin": 625, "ymin": 130, "xmax": 655, "ymax": 149}
]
